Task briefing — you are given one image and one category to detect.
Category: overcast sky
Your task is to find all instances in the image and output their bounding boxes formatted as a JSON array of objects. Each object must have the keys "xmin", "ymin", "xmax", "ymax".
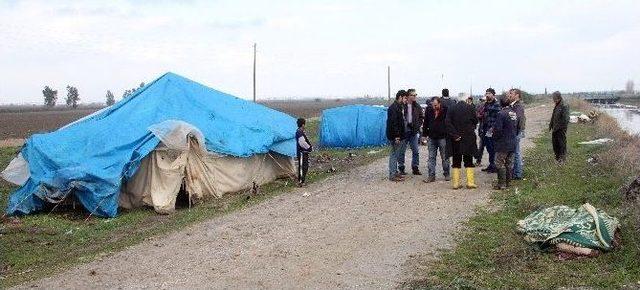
[{"xmin": 0, "ymin": 0, "xmax": 638, "ymax": 104}]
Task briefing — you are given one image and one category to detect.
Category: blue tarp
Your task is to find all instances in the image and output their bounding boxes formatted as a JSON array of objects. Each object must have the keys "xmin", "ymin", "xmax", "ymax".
[
  {"xmin": 6, "ymin": 72, "xmax": 297, "ymax": 217},
  {"xmin": 319, "ymin": 105, "xmax": 388, "ymax": 148}
]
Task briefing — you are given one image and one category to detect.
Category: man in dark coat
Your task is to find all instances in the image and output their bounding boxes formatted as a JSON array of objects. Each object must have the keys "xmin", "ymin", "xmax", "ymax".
[
  {"xmin": 422, "ymin": 97, "xmax": 450, "ymax": 182},
  {"xmin": 387, "ymin": 90, "xmax": 408, "ymax": 181},
  {"xmin": 445, "ymin": 98, "xmax": 478, "ymax": 189},
  {"xmin": 549, "ymin": 91, "xmax": 570, "ymax": 163},
  {"xmin": 474, "ymin": 97, "xmax": 486, "ymax": 166},
  {"xmin": 440, "ymin": 88, "xmax": 456, "ymax": 110},
  {"xmin": 480, "ymin": 88, "xmax": 501, "ymax": 173},
  {"xmin": 399, "ymin": 88, "xmax": 424, "ymax": 175},
  {"xmin": 493, "ymin": 95, "xmax": 519, "ymax": 190}
]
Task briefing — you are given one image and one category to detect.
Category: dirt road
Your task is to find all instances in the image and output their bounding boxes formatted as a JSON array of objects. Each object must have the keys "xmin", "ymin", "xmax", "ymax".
[{"xmin": 15, "ymin": 106, "xmax": 550, "ymax": 289}]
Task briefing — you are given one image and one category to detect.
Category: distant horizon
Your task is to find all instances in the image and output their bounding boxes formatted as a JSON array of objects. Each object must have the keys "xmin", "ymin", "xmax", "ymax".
[{"xmin": 1, "ymin": 1, "xmax": 638, "ymax": 105}]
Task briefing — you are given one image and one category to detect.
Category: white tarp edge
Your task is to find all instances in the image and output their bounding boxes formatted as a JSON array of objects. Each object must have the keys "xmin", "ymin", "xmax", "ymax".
[{"xmin": 1, "ymin": 153, "xmax": 30, "ymax": 186}]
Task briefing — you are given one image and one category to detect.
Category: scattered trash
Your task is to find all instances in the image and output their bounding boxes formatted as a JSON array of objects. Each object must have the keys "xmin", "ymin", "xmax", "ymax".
[
  {"xmin": 517, "ymin": 203, "xmax": 620, "ymax": 259},
  {"xmin": 578, "ymin": 114, "xmax": 591, "ymax": 123},
  {"xmin": 367, "ymin": 150, "xmax": 381, "ymax": 155},
  {"xmin": 586, "ymin": 156, "xmax": 598, "ymax": 165},
  {"xmin": 348, "ymin": 152, "xmax": 358, "ymax": 158},
  {"xmin": 65, "ymin": 229, "xmax": 73, "ymax": 235},
  {"xmin": 326, "ymin": 166, "xmax": 336, "ymax": 173},
  {"xmin": 578, "ymin": 138, "xmax": 613, "ymax": 145},
  {"xmin": 302, "ymin": 192, "xmax": 310, "ymax": 197},
  {"xmin": 570, "ymin": 116, "xmax": 579, "ymax": 123}
]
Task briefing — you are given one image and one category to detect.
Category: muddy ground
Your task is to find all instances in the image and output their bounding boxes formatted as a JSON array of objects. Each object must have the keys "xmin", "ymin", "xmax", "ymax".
[{"xmin": 12, "ymin": 106, "xmax": 550, "ymax": 289}]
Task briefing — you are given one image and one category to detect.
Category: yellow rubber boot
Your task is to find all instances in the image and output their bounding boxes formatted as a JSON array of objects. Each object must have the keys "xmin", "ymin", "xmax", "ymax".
[
  {"xmin": 452, "ymin": 168, "xmax": 461, "ymax": 190},
  {"xmin": 466, "ymin": 168, "xmax": 477, "ymax": 189}
]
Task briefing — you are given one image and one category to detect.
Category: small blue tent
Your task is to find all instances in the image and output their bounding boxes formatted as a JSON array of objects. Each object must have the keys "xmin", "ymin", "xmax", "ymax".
[
  {"xmin": 319, "ymin": 105, "xmax": 388, "ymax": 148},
  {"xmin": 5, "ymin": 72, "xmax": 297, "ymax": 217}
]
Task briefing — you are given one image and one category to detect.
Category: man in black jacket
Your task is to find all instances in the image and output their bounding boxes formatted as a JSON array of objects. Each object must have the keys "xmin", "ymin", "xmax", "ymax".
[
  {"xmin": 549, "ymin": 91, "xmax": 570, "ymax": 163},
  {"xmin": 422, "ymin": 97, "xmax": 450, "ymax": 182},
  {"xmin": 398, "ymin": 88, "xmax": 424, "ymax": 175},
  {"xmin": 387, "ymin": 90, "xmax": 408, "ymax": 181},
  {"xmin": 493, "ymin": 95, "xmax": 519, "ymax": 190}
]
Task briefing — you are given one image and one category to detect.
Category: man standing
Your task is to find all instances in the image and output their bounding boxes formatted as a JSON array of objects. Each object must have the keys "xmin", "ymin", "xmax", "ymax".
[
  {"xmin": 399, "ymin": 88, "xmax": 424, "ymax": 175},
  {"xmin": 549, "ymin": 91, "xmax": 570, "ymax": 163},
  {"xmin": 474, "ymin": 96, "xmax": 486, "ymax": 166},
  {"xmin": 422, "ymin": 97, "xmax": 450, "ymax": 182},
  {"xmin": 445, "ymin": 96, "xmax": 478, "ymax": 189},
  {"xmin": 480, "ymin": 88, "xmax": 501, "ymax": 173},
  {"xmin": 440, "ymin": 88, "xmax": 456, "ymax": 109},
  {"xmin": 387, "ymin": 90, "xmax": 408, "ymax": 181},
  {"xmin": 510, "ymin": 89, "xmax": 526, "ymax": 179},
  {"xmin": 492, "ymin": 95, "xmax": 519, "ymax": 190},
  {"xmin": 296, "ymin": 118, "xmax": 313, "ymax": 187}
]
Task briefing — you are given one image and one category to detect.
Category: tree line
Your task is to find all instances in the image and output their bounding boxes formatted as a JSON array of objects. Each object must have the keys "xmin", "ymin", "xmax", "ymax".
[{"xmin": 42, "ymin": 82, "xmax": 146, "ymax": 108}]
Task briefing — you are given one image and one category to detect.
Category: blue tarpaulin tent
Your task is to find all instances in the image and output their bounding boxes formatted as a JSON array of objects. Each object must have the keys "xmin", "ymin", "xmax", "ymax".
[
  {"xmin": 319, "ymin": 105, "xmax": 388, "ymax": 148},
  {"xmin": 4, "ymin": 72, "xmax": 297, "ymax": 217}
]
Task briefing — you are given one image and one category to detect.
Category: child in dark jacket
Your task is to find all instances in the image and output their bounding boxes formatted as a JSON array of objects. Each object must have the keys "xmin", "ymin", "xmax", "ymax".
[
  {"xmin": 492, "ymin": 98, "xmax": 519, "ymax": 189},
  {"xmin": 296, "ymin": 118, "xmax": 313, "ymax": 186}
]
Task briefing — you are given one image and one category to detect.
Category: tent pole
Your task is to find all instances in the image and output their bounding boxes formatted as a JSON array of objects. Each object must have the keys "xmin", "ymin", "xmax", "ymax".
[
  {"xmin": 253, "ymin": 43, "xmax": 257, "ymax": 102},
  {"xmin": 387, "ymin": 66, "xmax": 391, "ymax": 103}
]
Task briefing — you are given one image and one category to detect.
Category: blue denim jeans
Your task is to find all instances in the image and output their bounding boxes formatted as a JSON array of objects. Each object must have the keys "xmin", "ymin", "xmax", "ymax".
[
  {"xmin": 398, "ymin": 133, "xmax": 420, "ymax": 170},
  {"xmin": 483, "ymin": 135, "xmax": 496, "ymax": 169},
  {"xmin": 427, "ymin": 138, "xmax": 450, "ymax": 177},
  {"xmin": 475, "ymin": 131, "xmax": 485, "ymax": 161},
  {"xmin": 513, "ymin": 131, "xmax": 524, "ymax": 178},
  {"xmin": 388, "ymin": 140, "xmax": 407, "ymax": 179}
]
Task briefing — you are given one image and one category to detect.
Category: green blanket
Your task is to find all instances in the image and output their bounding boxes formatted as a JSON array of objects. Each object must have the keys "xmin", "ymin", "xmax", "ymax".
[{"xmin": 517, "ymin": 203, "xmax": 619, "ymax": 250}]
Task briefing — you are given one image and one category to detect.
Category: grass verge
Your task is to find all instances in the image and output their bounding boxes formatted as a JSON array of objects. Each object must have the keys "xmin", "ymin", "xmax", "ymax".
[
  {"xmin": 0, "ymin": 120, "xmax": 388, "ymax": 288},
  {"xmin": 406, "ymin": 122, "xmax": 640, "ymax": 289}
]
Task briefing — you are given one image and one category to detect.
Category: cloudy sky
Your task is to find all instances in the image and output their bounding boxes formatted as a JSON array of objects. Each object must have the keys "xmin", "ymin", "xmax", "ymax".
[{"xmin": 0, "ymin": 0, "xmax": 638, "ymax": 104}]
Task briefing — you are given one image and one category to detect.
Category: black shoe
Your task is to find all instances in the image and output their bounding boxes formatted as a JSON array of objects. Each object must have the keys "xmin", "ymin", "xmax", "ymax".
[
  {"xmin": 412, "ymin": 168, "xmax": 422, "ymax": 175},
  {"xmin": 423, "ymin": 176, "xmax": 436, "ymax": 183},
  {"xmin": 482, "ymin": 167, "xmax": 497, "ymax": 173}
]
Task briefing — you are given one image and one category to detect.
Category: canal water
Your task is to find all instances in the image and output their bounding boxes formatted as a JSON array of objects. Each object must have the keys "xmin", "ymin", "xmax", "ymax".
[{"xmin": 599, "ymin": 105, "xmax": 640, "ymax": 136}]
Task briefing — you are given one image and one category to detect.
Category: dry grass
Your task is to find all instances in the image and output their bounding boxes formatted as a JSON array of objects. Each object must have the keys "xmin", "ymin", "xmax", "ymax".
[{"xmin": 569, "ymin": 98, "xmax": 640, "ymax": 240}]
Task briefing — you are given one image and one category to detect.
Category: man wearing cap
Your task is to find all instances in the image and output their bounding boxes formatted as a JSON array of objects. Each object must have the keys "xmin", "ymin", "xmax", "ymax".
[{"xmin": 480, "ymin": 88, "xmax": 501, "ymax": 173}]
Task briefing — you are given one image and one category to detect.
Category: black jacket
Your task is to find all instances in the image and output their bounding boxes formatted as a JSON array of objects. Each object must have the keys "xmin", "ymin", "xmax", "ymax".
[
  {"xmin": 550, "ymin": 101, "xmax": 570, "ymax": 132},
  {"xmin": 386, "ymin": 101, "xmax": 405, "ymax": 141},
  {"xmin": 423, "ymin": 106, "xmax": 448, "ymax": 139},
  {"xmin": 404, "ymin": 101, "xmax": 424, "ymax": 135},
  {"xmin": 445, "ymin": 101, "xmax": 478, "ymax": 157},
  {"xmin": 494, "ymin": 106, "xmax": 519, "ymax": 153}
]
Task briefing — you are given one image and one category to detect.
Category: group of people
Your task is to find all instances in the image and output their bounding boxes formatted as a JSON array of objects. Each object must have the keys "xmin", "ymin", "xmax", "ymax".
[
  {"xmin": 295, "ymin": 88, "xmax": 571, "ymax": 189},
  {"xmin": 387, "ymin": 87, "xmax": 533, "ymax": 190}
]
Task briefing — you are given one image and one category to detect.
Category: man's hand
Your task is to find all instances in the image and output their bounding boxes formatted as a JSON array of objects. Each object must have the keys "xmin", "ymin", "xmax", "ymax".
[
  {"xmin": 455, "ymin": 136, "xmax": 462, "ymax": 141},
  {"xmin": 394, "ymin": 137, "xmax": 401, "ymax": 145}
]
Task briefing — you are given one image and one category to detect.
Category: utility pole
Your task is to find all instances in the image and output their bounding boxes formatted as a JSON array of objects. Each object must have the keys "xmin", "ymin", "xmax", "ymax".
[
  {"xmin": 253, "ymin": 43, "xmax": 257, "ymax": 102},
  {"xmin": 387, "ymin": 66, "xmax": 391, "ymax": 103}
]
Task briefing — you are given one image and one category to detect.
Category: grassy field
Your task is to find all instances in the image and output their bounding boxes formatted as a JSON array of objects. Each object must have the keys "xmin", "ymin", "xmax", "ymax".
[
  {"xmin": 0, "ymin": 120, "xmax": 388, "ymax": 288},
  {"xmin": 406, "ymin": 122, "xmax": 640, "ymax": 289}
]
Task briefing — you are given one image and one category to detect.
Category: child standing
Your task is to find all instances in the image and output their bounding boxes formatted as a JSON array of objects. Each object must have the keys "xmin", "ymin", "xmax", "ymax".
[{"xmin": 296, "ymin": 118, "xmax": 313, "ymax": 186}]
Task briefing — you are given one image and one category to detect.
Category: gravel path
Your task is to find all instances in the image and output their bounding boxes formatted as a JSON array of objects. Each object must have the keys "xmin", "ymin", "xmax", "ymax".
[{"xmin": 15, "ymin": 106, "xmax": 551, "ymax": 289}]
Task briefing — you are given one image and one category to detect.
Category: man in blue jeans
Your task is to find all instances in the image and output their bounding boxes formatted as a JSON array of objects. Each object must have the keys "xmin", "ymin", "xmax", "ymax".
[
  {"xmin": 398, "ymin": 89, "xmax": 424, "ymax": 175},
  {"xmin": 480, "ymin": 88, "xmax": 501, "ymax": 173},
  {"xmin": 422, "ymin": 97, "xmax": 450, "ymax": 182},
  {"xmin": 509, "ymin": 88, "xmax": 526, "ymax": 179},
  {"xmin": 386, "ymin": 90, "xmax": 408, "ymax": 181}
]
